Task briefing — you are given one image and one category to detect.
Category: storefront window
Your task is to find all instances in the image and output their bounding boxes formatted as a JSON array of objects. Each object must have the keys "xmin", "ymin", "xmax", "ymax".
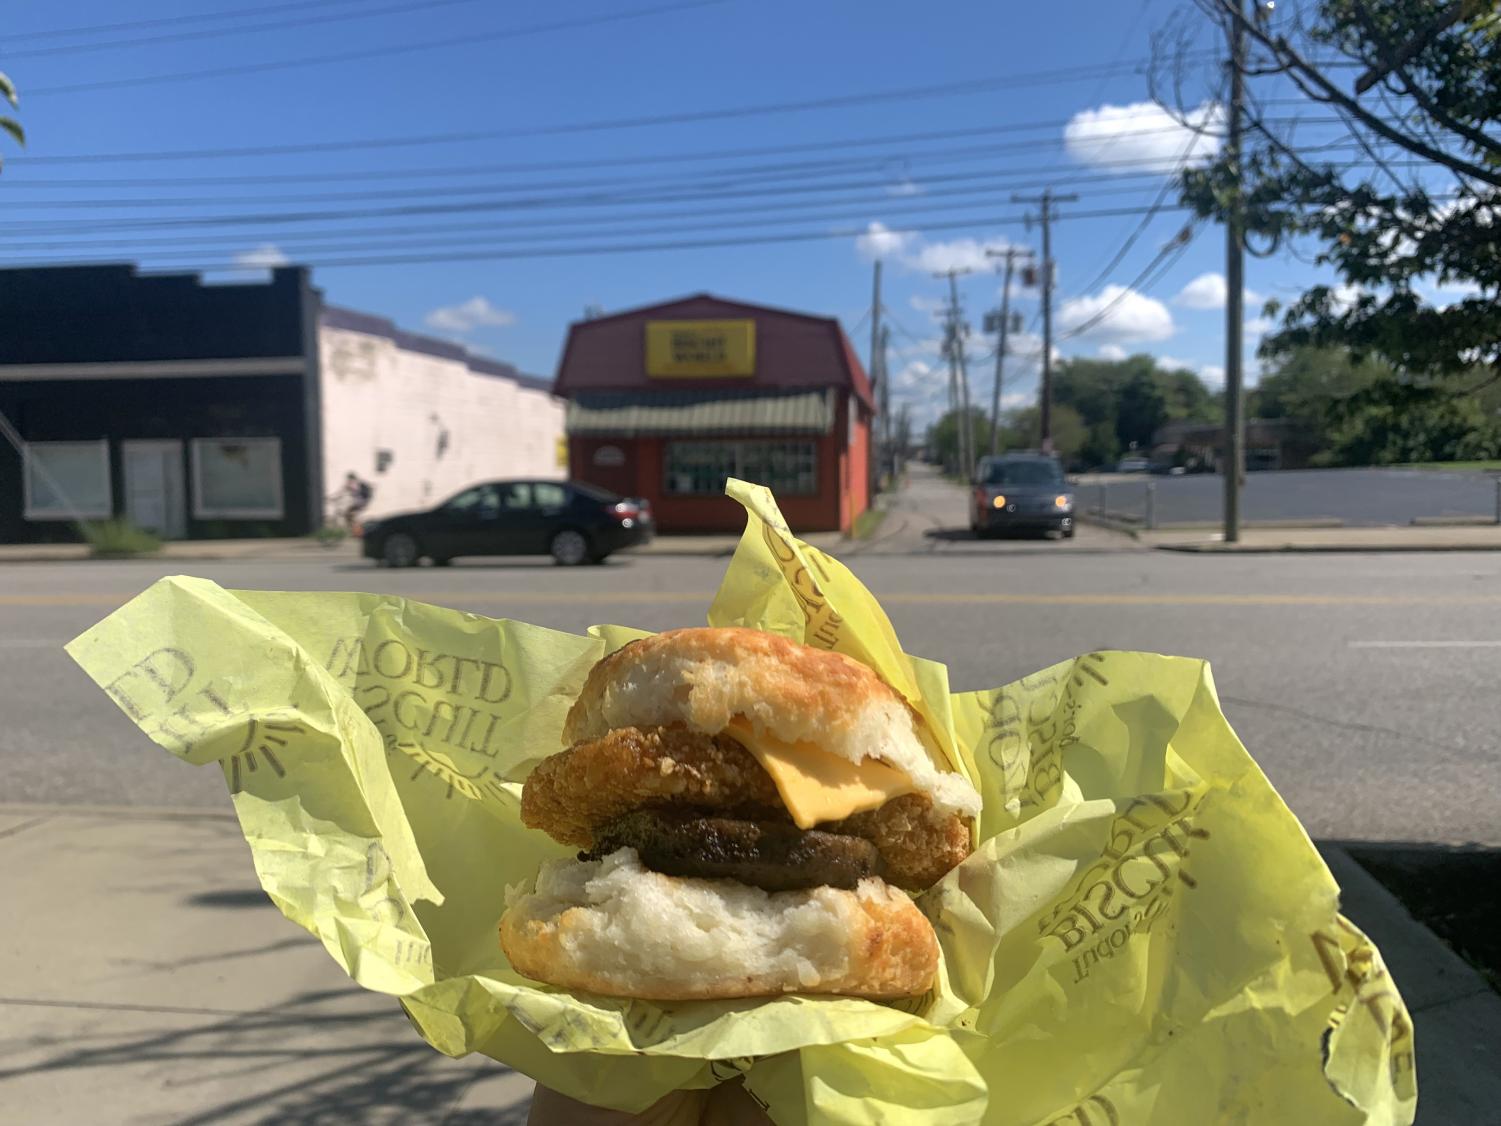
[
  {"xmin": 191, "ymin": 437, "xmax": 284, "ymax": 519},
  {"xmin": 23, "ymin": 440, "xmax": 112, "ymax": 520},
  {"xmin": 664, "ymin": 441, "xmax": 817, "ymax": 496}
]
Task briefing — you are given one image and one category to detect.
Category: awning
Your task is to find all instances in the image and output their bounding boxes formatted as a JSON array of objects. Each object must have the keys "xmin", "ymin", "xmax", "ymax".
[{"xmin": 565, "ymin": 389, "xmax": 833, "ymax": 437}]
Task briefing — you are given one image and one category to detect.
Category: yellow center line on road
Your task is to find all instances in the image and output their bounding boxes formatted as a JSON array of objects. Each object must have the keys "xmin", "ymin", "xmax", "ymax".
[{"xmin": 5, "ymin": 591, "xmax": 1501, "ymax": 608}]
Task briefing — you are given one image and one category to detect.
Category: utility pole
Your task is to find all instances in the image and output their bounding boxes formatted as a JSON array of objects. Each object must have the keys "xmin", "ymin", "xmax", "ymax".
[
  {"xmin": 1224, "ymin": 2, "xmax": 1246, "ymax": 542},
  {"xmin": 1010, "ymin": 189, "xmax": 1076, "ymax": 453},
  {"xmin": 878, "ymin": 323, "xmax": 892, "ymax": 481},
  {"xmin": 935, "ymin": 268, "xmax": 975, "ymax": 477},
  {"xmin": 868, "ymin": 259, "xmax": 884, "ymax": 498},
  {"xmin": 984, "ymin": 246, "xmax": 1034, "ymax": 457}
]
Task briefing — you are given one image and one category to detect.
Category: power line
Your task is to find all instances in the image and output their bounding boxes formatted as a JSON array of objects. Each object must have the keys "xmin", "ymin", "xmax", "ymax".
[
  {"xmin": 5, "ymin": 0, "xmax": 483, "ymax": 59},
  {"xmin": 1057, "ymin": 223, "xmax": 1199, "ymax": 341},
  {"xmin": 23, "ymin": 57, "xmax": 1207, "ymax": 153},
  {"xmin": 0, "ymin": 163, "xmax": 1203, "ymax": 237},
  {"xmin": 25, "ymin": 0, "xmax": 730, "ymax": 96},
  {"xmin": 0, "ymin": 205, "xmax": 1202, "ymax": 272},
  {"xmin": 0, "ymin": 180, "xmax": 1181, "ymax": 252},
  {"xmin": 7, "ymin": 0, "xmax": 371, "ymax": 43},
  {"xmin": 0, "ymin": 131, "xmax": 1260, "ymax": 211}
]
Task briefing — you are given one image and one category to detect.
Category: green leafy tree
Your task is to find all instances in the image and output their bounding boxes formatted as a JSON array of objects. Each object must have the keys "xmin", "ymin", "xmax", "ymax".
[
  {"xmin": 1000, "ymin": 404, "xmax": 1088, "ymax": 466},
  {"xmin": 926, "ymin": 407, "xmax": 992, "ymax": 477},
  {"xmin": 1175, "ymin": 1, "xmax": 1501, "ymax": 416}
]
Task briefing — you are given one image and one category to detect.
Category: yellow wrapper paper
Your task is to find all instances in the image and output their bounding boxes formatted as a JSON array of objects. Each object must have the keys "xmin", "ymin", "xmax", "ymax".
[{"xmin": 66, "ymin": 480, "xmax": 1416, "ymax": 1124}]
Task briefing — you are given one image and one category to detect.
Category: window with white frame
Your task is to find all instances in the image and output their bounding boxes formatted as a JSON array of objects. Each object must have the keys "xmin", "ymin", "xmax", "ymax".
[
  {"xmin": 191, "ymin": 437, "xmax": 284, "ymax": 519},
  {"xmin": 663, "ymin": 441, "xmax": 817, "ymax": 497},
  {"xmin": 23, "ymin": 440, "xmax": 112, "ymax": 520}
]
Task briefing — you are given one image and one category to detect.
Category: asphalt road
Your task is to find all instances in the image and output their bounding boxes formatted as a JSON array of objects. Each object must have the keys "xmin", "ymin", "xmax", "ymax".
[
  {"xmin": 1089, "ymin": 466, "xmax": 1501, "ymax": 526},
  {"xmin": 4, "ymin": 532, "xmax": 1500, "ymax": 848}
]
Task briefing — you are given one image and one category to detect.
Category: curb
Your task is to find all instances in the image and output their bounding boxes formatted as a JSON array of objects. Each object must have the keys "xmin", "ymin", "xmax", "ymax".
[
  {"xmin": 1075, "ymin": 512, "xmax": 1142, "ymax": 538},
  {"xmin": 1155, "ymin": 541, "xmax": 1501, "ymax": 554}
]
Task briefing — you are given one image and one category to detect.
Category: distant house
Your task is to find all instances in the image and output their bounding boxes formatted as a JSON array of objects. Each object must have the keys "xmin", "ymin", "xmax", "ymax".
[
  {"xmin": 554, "ymin": 293, "xmax": 874, "ymax": 534},
  {"xmin": 1150, "ymin": 418, "xmax": 1319, "ymax": 472},
  {"xmin": 0, "ymin": 264, "xmax": 561, "ymax": 543}
]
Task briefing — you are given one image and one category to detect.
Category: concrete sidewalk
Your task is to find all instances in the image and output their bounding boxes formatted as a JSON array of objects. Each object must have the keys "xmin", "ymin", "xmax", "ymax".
[
  {"xmin": 3, "ymin": 804, "xmax": 1497, "ymax": 1122},
  {"xmin": 0, "ymin": 806, "xmax": 533, "ymax": 1124},
  {"xmin": 1146, "ymin": 524, "xmax": 1501, "ymax": 552},
  {"xmin": 1075, "ymin": 513, "xmax": 1501, "ymax": 552}
]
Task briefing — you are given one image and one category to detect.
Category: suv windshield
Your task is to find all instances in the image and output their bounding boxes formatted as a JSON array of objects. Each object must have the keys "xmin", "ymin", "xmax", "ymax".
[{"xmin": 981, "ymin": 460, "xmax": 1064, "ymax": 486}]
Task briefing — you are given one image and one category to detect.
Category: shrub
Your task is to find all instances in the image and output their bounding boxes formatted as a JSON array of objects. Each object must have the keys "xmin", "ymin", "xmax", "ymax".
[{"xmin": 84, "ymin": 519, "xmax": 162, "ymax": 558}]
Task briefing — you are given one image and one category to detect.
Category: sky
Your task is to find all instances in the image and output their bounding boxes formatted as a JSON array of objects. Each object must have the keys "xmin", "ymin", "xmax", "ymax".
[{"xmin": 0, "ymin": 0, "xmax": 1408, "ymax": 429}]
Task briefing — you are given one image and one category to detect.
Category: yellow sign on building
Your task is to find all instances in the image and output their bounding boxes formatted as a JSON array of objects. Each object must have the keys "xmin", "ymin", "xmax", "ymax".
[{"xmin": 645, "ymin": 319, "xmax": 756, "ymax": 378}]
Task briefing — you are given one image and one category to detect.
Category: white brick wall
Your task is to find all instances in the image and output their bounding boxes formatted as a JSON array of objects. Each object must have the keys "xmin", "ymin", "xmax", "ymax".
[{"xmin": 317, "ymin": 323, "xmax": 563, "ymax": 519}]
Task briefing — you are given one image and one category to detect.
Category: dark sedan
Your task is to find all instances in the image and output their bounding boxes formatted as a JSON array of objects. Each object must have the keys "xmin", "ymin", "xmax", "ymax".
[
  {"xmin": 361, "ymin": 480, "xmax": 653, "ymax": 567},
  {"xmin": 969, "ymin": 454, "xmax": 1075, "ymax": 538}
]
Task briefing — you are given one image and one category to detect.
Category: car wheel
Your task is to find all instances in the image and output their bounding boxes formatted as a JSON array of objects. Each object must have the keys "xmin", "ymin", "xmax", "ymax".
[
  {"xmin": 382, "ymin": 533, "xmax": 420, "ymax": 568},
  {"xmin": 549, "ymin": 529, "xmax": 589, "ymax": 566}
]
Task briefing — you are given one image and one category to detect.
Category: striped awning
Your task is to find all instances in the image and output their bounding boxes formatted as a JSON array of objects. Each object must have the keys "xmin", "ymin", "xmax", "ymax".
[{"xmin": 565, "ymin": 389, "xmax": 833, "ymax": 437}]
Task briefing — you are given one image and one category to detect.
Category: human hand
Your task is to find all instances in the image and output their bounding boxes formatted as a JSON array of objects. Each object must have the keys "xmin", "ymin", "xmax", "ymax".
[{"xmin": 528, "ymin": 1080, "xmax": 774, "ymax": 1125}]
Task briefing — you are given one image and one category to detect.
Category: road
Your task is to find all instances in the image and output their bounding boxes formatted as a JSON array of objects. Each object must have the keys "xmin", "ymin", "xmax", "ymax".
[
  {"xmin": 4, "ymin": 483, "xmax": 1499, "ymax": 848},
  {"xmin": 1087, "ymin": 466, "xmax": 1501, "ymax": 526}
]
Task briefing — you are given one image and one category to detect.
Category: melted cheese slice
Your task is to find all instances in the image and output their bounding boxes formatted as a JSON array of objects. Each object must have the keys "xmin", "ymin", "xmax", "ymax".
[{"xmin": 724, "ymin": 718, "xmax": 914, "ymax": 828}]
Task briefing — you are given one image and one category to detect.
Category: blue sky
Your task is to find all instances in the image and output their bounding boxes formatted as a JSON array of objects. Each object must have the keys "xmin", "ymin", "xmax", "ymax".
[{"xmin": 2, "ymin": 0, "xmax": 1384, "ymax": 426}]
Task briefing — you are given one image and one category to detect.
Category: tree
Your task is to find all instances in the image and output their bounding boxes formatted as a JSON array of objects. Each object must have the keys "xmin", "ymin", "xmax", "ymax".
[
  {"xmin": 1000, "ymin": 404, "xmax": 1088, "ymax": 466},
  {"xmin": 926, "ymin": 408, "xmax": 991, "ymax": 477},
  {"xmin": 1048, "ymin": 354, "xmax": 1221, "ymax": 466},
  {"xmin": 1252, "ymin": 345, "xmax": 1501, "ymax": 465},
  {"xmin": 1172, "ymin": 2, "xmax": 1500, "ymax": 399},
  {"xmin": 0, "ymin": 71, "xmax": 21, "ymax": 168}
]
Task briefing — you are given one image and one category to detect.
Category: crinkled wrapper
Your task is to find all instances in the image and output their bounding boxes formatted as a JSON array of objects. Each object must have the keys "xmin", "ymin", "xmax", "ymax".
[{"xmin": 67, "ymin": 481, "xmax": 1416, "ymax": 1124}]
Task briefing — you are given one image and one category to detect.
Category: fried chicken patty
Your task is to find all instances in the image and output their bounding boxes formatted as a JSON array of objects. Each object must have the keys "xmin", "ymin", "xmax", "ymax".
[
  {"xmin": 521, "ymin": 725, "xmax": 971, "ymax": 889},
  {"xmin": 585, "ymin": 810, "xmax": 885, "ymax": 892}
]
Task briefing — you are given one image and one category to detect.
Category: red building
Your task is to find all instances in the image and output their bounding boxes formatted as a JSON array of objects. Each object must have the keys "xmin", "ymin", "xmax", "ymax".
[{"xmin": 555, "ymin": 294, "xmax": 874, "ymax": 534}]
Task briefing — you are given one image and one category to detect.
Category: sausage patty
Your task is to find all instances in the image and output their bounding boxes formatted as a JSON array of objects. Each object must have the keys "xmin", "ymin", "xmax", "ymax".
[
  {"xmin": 584, "ymin": 809, "xmax": 886, "ymax": 892},
  {"xmin": 521, "ymin": 725, "xmax": 972, "ymax": 890}
]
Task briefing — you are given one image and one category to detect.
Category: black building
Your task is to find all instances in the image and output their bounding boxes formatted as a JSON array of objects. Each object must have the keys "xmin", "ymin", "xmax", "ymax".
[{"xmin": 0, "ymin": 264, "xmax": 323, "ymax": 543}]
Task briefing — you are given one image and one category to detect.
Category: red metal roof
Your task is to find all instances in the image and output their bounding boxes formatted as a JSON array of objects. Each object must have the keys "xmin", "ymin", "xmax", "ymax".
[{"xmin": 554, "ymin": 293, "xmax": 874, "ymax": 412}]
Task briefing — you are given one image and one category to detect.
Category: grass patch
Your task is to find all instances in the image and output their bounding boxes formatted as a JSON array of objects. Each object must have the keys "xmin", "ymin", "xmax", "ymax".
[
  {"xmin": 1398, "ymin": 460, "xmax": 1501, "ymax": 473},
  {"xmin": 83, "ymin": 519, "xmax": 162, "ymax": 558},
  {"xmin": 851, "ymin": 508, "xmax": 887, "ymax": 540}
]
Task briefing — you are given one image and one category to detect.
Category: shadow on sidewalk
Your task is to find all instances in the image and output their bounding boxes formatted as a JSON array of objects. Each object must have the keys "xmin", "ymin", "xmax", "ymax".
[{"xmin": 0, "ymin": 986, "xmax": 526, "ymax": 1125}]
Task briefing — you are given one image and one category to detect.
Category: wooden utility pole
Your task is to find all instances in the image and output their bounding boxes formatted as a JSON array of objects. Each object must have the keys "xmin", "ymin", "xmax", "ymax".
[
  {"xmin": 868, "ymin": 259, "xmax": 884, "ymax": 497},
  {"xmin": 1010, "ymin": 189, "xmax": 1076, "ymax": 452},
  {"xmin": 935, "ymin": 268, "xmax": 975, "ymax": 477},
  {"xmin": 1224, "ymin": 3, "xmax": 1246, "ymax": 541},
  {"xmin": 984, "ymin": 246, "xmax": 1034, "ymax": 457}
]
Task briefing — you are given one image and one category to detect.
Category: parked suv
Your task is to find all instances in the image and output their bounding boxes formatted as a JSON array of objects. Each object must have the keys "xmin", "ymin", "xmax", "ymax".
[{"xmin": 970, "ymin": 454, "xmax": 1074, "ymax": 538}]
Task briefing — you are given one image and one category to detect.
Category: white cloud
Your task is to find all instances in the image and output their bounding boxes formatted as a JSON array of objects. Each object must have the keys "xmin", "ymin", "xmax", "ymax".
[
  {"xmin": 909, "ymin": 294, "xmax": 944, "ymax": 315},
  {"xmin": 1097, "ymin": 343, "xmax": 1128, "ymax": 361},
  {"xmin": 855, "ymin": 221, "xmax": 915, "ymax": 261},
  {"xmin": 1157, "ymin": 355, "xmax": 1225, "ymax": 387},
  {"xmin": 1156, "ymin": 354, "xmax": 1196, "ymax": 373},
  {"xmin": 1064, "ymin": 100, "xmax": 1223, "ymax": 172},
  {"xmin": 1198, "ymin": 364, "xmax": 1226, "ymax": 386},
  {"xmin": 424, "ymin": 296, "xmax": 516, "ymax": 333},
  {"xmin": 887, "ymin": 178, "xmax": 924, "ymax": 197},
  {"xmin": 232, "ymin": 243, "xmax": 289, "ymax": 271},
  {"xmin": 1173, "ymin": 272, "xmax": 1265, "ymax": 310},
  {"xmin": 1330, "ymin": 283, "xmax": 1363, "ymax": 314},
  {"xmin": 1057, "ymin": 285, "xmax": 1175, "ymax": 342},
  {"xmin": 1244, "ymin": 315, "xmax": 1276, "ymax": 336},
  {"xmin": 907, "ymin": 236, "xmax": 1015, "ymax": 274}
]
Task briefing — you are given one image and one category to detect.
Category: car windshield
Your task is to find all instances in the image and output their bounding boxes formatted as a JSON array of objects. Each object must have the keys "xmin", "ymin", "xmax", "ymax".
[{"xmin": 981, "ymin": 460, "xmax": 1063, "ymax": 486}]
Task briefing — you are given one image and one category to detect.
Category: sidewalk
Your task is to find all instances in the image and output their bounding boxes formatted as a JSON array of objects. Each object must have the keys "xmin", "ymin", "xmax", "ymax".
[
  {"xmin": 0, "ymin": 537, "xmax": 362, "ymax": 564},
  {"xmin": 0, "ymin": 806, "xmax": 533, "ymax": 1124},
  {"xmin": 3, "ymin": 803, "xmax": 1497, "ymax": 1122},
  {"xmin": 1143, "ymin": 523, "xmax": 1501, "ymax": 552}
]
